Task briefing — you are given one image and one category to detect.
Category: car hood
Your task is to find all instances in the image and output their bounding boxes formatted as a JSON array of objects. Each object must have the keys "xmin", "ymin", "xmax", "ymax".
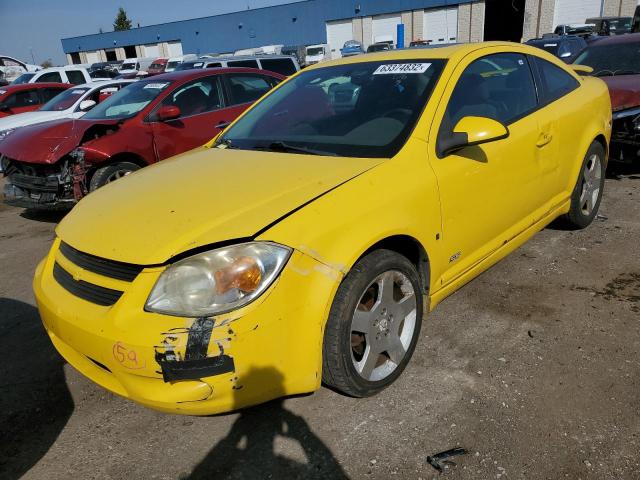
[
  {"xmin": 0, "ymin": 110, "xmax": 69, "ymax": 131},
  {"xmin": 0, "ymin": 118, "xmax": 116, "ymax": 163},
  {"xmin": 600, "ymin": 75, "xmax": 640, "ymax": 111},
  {"xmin": 57, "ymin": 147, "xmax": 383, "ymax": 265}
]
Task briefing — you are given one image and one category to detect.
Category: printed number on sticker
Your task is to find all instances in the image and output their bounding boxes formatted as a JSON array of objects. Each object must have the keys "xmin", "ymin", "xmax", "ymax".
[{"xmin": 373, "ymin": 63, "xmax": 431, "ymax": 75}]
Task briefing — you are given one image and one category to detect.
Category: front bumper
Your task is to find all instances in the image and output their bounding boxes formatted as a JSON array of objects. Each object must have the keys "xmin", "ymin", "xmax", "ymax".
[
  {"xmin": 33, "ymin": 239, "xmax": 341, "ymax": 415},
  {"xmin": 611, "ymin": 108, "xmax": 640, "ymax": 163}
]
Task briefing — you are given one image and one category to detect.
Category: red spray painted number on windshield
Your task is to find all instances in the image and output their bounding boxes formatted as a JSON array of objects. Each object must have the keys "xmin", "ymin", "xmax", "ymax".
[{"xmin": 112, "ymin": 342, "xmax": 146, "ymax": 370}]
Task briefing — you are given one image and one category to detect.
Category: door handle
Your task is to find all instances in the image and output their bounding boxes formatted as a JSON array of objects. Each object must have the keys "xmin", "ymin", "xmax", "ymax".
[
  {"xmin": 536, "ymin": 132, "xmax": 553, "ymax": 147},
  {"xmin": 216, "ymin": 121, "xmax": 230, "ymax": 129}
]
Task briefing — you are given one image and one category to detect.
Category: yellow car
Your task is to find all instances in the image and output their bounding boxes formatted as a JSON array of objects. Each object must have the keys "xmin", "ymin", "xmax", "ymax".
[{"xmin": 33, "ymin": 42, "xmax": 611, "ymax": 415}]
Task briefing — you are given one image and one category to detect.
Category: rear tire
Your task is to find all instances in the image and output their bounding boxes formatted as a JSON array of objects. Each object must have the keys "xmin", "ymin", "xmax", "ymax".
[
  {"xmin": 322, "ymin": 249, "xmax": 423, "ymax": 397},
  {"xmin": 562, "ymin": 141, "xmax": 605, "ymax": 229},
  {"xmin": 89, "ymin": 162, "xmax": 140, "ymax": 191}
]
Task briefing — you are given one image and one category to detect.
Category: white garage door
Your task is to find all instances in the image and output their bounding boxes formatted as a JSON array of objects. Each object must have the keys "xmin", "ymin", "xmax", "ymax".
[
  {"xmin": 167, "ymin": 41, "xmax": 183, "ymax": 57},
  {"xmin": 143, "ymin": 44, "xmax": 160, "ymax": 58},
  {"xmin": 85, "ymin": 51, "xmax": 100, "ymax": 64},
  {"xmin": 326, "ymin": 20, "xmax": 353, "ymax": 59},
  {"xmin": 424, "ymin": 7, "xmax": 458, "ymax": 45},
  {"xmin": 372, "ymin": 14, "xmax": 401, "ymax": 45},
  {"xmin": 553, "ymin": 0, "xmax": 603, "ymax": 28}
]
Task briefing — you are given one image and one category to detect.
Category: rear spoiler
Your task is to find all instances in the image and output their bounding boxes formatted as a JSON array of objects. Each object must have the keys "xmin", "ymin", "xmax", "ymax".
[{"xmin": 570, "ymin": 64, "xmax": 594, "ymax": 75}]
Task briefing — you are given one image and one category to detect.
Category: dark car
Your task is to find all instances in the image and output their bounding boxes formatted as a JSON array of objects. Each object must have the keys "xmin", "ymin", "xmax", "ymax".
[
  {"xmin": 573, "ymin": 33, "xmax": 640, "ymax": 163},
  {"xmin": 0, "ymin": 82, "xmax": 71, "ymax": 118},
  {"xmin": 586, "ymin": 16, "xmax": 632, "ymax": 36},
  {"xmin": 525, "ymin": 35, "xmax": 587, "ymax": 63},
  {"xmin": 1, "ymin": 68, "xmax": 283, "ymax": 209},
  {"xmin": 366, "ymin": 43, "xmax": 392, "ymax": 53}
]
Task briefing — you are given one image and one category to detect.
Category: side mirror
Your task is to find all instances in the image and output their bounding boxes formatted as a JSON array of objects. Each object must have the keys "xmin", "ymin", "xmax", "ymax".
[
  {"xmin": 157, "ymin": 105, "xmax": 181, "ymax": 122},
  {"xmin": 79, "ymin": 99, "xmax": 96, "ymax": 111},
  {"xmin": 438, "ymin": 116, "xmax": 509, "ymax": 157}
]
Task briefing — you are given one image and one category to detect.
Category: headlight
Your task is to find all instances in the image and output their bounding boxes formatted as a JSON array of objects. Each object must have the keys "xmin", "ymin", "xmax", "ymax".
[
  {"xmin": 145, "ymin": 242, "xmax": 291, "ymax": 317},
  {"xmin": 0, "ymin": 128, "xmax": 15, "ymax": 141}
]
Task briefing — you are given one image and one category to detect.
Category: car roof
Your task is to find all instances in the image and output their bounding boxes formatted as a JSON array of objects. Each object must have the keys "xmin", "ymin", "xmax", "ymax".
[
  {"xmin": 37, "ymin": 66, "xmax": 86, "ymax": 72},
  {"xmin": 0, "ymin": 82, "xmax": 71, "ymax": 94},
  {"xmin": 527, "ymin": 36, "xmax": 582, "ymax": 44},
  {"xmin": 308, "ymin": 41, "xmax": 565, "ymax": 69},
  {"xmin": 149, "ymin": 67, "xmax": 285, "ymax": 82},
  {"xmin": 583, "ymin": 32, "xmax": 640, "ymax": 46}
]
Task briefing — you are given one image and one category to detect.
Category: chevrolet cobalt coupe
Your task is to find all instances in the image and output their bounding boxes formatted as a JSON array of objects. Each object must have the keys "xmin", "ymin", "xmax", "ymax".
[{"xmin": 34, "ymin": 43, "xmax": 611, "ymax": 415}]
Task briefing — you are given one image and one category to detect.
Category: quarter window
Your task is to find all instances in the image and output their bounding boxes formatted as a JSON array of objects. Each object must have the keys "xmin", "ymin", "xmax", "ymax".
[
  {"xmin": 227, "ymin": 60, "xmax": 259, "ymax": 69},
  {"xmin": 443, "ymin": 53, "xmax": 538, "ymax": 131},
  {"xmin": 532, "ymin": 56, "xmax": 579, "ymax": 105}
]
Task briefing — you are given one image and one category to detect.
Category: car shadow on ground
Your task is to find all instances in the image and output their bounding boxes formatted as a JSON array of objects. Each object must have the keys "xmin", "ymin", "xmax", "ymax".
[
  {"xmin": 19, "ymin": 209, "xmax": 68, "ymax": 224},
  {"xmin": 0, "ymin": 298, "xmax": 73, "ymax": 480},
  {"xmin": 187, "ymin": 367, "xmax": 348, "ymax": 480},
  {"xmin": 607, "ymin": 161, "xmax": 640, "ymax": 179}
]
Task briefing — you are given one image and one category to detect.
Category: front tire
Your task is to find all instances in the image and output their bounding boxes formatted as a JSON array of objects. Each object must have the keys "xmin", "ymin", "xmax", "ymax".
[
  {"xmin": 89, "ymin": 162, "xmax": 140, "ymax": 192},
  {"xmin": 322, "ymin": 249, "xmax": 423, "ymax": 397},
  {"xmin": 563, "ymin": 141, "xmax": 605, "ymax": 229}
]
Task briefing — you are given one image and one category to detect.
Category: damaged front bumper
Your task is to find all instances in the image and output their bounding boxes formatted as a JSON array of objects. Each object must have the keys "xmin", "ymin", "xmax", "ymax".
[
  {"xmin": 33, "ymin": 239, "xmax": 341, "ymax": 415},
  {"xmin": 2, "ymin": 155, "xmax": 86, "ymax": 210},
  {"xmin": 611, "ymin": 107, "xmax": 640, "ymax": 163}
]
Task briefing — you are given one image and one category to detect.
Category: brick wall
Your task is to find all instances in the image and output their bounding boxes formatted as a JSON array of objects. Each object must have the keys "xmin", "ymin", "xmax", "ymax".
[
  {"xmin": 603, "ymin": 0, "xmax": 637, "ymax": 16},
  {"xmin": 469, "ymin": 1, "xmax": 486, "ymax": 42}
]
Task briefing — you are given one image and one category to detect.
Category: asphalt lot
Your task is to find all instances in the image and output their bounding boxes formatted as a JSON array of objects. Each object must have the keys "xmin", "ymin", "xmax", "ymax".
[{"xmin": 1, "ymin": 167, "xmax": 639, "ymax": 480}]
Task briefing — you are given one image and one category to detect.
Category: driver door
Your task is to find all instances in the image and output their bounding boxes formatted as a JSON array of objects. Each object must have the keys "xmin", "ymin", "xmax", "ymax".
[
  {"xmin": 150, "ymin": 75, "xmax": 233, "ymax": 160},
  {"xmin": 428, "ymin": 51, "xmax": 549, "ymax": 286}
]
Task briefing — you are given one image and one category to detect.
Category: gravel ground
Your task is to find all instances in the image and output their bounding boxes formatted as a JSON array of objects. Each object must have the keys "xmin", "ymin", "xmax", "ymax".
[{"xmin": 1, "ymin": 169, "xmax": 639, "ymax": 480}]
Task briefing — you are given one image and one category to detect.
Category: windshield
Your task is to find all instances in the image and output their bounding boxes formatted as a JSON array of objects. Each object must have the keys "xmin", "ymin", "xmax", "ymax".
[
  {"xmin": 83, "ymin": 80, "xmax": 171, "ymax": 120},
  {"xmin": 218, "ymin": 60, "xmax": 445, "ymax": 158},
  {"xmin": 166, "ymin": 61, "xmax": 180, "ymax": 70},
  {"xmin": 176, "ymin": 62, "xmax": 204, "ymax": 71},
  {"xmin": 574, "ymin": 42, "xmax": 640, "ymax": 76},
  {"xmin": 149, "ymin": 63, "xmax": 164, "ymax": 70},
  {"xmin": 307, "ymin": 47, "xmax": 324, "ymax": 56},
  {"xmin": 12, "ymin": 73, "xmax": 35, "ymax": 84},
  {"xmin": 40, "ymin": 87, "xmax": 90, "ymax": 111},
  {"xmin": 538, "ymin": 42, "xmax": 559, "ymax": 54},
  {"xmin": 121, "ymin": 62, "xmax": 137, "ymax": 70}
]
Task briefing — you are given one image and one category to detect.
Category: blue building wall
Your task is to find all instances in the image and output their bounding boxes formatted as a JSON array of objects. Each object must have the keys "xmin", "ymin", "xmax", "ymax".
[{"xmin": 61, "ymin": 0, "xmax": 473, "ymax": 55}]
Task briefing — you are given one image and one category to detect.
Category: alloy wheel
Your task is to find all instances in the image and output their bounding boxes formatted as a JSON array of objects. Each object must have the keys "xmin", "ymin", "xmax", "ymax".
[
  {"xmin": 579, "ymin": 153, "xmax": 602, "ymax": 216},
  {"xmin": 350, "ymin": 270, "xmax": 417, "ymax": 382}
]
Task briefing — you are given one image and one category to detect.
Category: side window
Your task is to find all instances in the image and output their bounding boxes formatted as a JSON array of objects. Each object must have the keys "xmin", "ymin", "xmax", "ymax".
[
  {"xmin": 532, "ymin": 56, "xmax": 580, "ymax": 105},
  {"xmin": 156, "ymin": 76, "xmax": 223, "ymax": 118},
  {"xmin": 442, "ymin": 52, "xmax": 538, "ymax": 132},
  {"xmin": 206, "ymin": 63, "xmax": 222, "ymax": 68},
  {"xmin": 66, "ymin": 70, "xmax": 86, "ymax": 85},
  {"xmin": 37, "ymin": 72, "xmax": 63, "ymax": 83},
  {"xmin": 41, "ymin": 87, "xmax": 67, "ymax": 102},
  {"xmin": 226, "ymin": 74, "xmax": 273, "ymax": 105},
  {"xmin": 259, "ymin": 58, "xmax": 297, "ymax": 76},
  {"xmin": 4, "ymin": 90, "xmax": 40, "ymax": 108},
  {"xmin": 3, "ymin": 58, "xmax": 22, "ymax": 67},
  {"xmin": 227, "ymin": 60, "xmax": 259, "ymax": 69}
]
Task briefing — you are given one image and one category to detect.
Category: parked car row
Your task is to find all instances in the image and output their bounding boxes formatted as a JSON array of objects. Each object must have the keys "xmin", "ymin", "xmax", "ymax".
[{"xmin": 1, "ymin": 68, "xmax": 283, "ymax": 208}]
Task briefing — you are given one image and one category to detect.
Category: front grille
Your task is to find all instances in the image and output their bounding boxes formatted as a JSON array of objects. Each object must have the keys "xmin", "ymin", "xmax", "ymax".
[
  {"xmin": 59, "ymin": 241, "xmax": 143, "ymax": 282},
  {"xmin": 9, "ymin": 173, "xmax": 60, "ymax": 192},
  {"xmin": 53, "ymin": 262, "xmax": 123, "ymax": 306}
]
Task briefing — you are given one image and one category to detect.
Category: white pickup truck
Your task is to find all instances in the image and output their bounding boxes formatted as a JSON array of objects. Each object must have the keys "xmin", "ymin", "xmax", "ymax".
[{"xmin": 12, "ymin": 66, "xmax": 102, "ymax": 85}]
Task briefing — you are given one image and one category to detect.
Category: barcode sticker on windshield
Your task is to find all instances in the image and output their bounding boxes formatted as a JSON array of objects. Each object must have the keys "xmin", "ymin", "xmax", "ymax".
[
  {"xmin": 373, "ymin": 63, "xmax": 431, "ymax": 75},
  {"xmin": 144, "ymin": 82, "xmax": 169, "ymax": 89}
]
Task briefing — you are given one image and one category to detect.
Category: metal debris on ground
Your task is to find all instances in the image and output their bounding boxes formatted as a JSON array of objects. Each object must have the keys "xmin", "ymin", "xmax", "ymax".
[{"xmin": 426, "ymin": 447, "xmax": 468, "ymax": 472}]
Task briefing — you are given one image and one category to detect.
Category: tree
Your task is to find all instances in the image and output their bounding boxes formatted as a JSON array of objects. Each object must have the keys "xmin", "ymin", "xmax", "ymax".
[
  {"xmin": 40, "ymin": 59, "xmax": 53, "ymax": 68},
  {"xmin": 113, "ymin": 7, "xmax": 132, "ymax": 31}
]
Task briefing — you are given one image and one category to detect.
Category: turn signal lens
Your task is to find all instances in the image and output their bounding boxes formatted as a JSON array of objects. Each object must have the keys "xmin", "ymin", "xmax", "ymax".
[{"xmin": 214, "ymin": 256, "xmax": 262, "ymax": 294}]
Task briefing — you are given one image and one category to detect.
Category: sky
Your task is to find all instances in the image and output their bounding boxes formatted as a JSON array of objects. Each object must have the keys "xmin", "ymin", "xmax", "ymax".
[{"xmin": 0, "ymin": 0, "xmax": 299, "ymax": 65}]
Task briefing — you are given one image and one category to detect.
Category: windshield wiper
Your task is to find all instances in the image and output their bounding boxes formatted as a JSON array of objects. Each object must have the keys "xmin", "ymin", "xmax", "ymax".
[
  {"xmin": 215, "ymin": 137, "xmax": 238, "ymax": 149},
  {"xmin": 260, "ymin": 141, "xmax": 338, "ymax": 156}
]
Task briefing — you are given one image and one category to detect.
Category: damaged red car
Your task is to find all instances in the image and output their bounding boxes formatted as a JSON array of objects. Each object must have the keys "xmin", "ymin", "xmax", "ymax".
[
  {"xmin": 1, "ymin": 68, "xmax": 283, "ymax": 209},
  {"xmin": 574, "ymin": 34, "xmax": 640, "ymax": 163}
]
